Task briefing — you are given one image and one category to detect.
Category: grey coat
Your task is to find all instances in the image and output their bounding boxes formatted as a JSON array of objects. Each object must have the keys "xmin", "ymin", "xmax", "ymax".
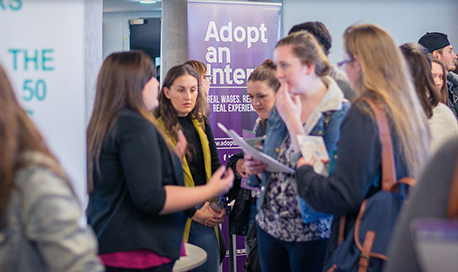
[{"xmin": 0, "ymin": 151, "xmax": 103, "ymax": 272}]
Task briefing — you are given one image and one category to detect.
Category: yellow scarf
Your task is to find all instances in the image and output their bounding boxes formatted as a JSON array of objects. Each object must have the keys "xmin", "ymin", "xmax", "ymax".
[{"xmin": 157, "ymin": 115, "xmax": 217, "ymax": 243}]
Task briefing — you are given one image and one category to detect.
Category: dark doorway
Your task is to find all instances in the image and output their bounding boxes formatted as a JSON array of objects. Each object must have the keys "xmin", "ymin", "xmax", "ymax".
[{"xmin": 130, "ymin": 18, "xmax": 161, "ymax": 77}]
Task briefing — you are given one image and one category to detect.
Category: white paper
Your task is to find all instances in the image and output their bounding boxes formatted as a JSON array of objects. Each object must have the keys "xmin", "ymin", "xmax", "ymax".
[
  {"xmin": 217, "ymin": 123, "xmax": 294, "ymax": 173},
  {"xmin": 245, "ymin": 137, "xmax": 265, "ymax": 148},
  {"xmin": 296, "ymin": 135, "xmax": 329, "ymax": 176}
]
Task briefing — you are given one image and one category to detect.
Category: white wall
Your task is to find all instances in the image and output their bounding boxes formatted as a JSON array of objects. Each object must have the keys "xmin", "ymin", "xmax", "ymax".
[
  {"xmin": 283, "ymin": 0, "xmax": 458, "ymax": 66},
  {"xmin": 0, "ymin": 0, "xmax": 102, "ymax": 205},
  {"xmin": 103, "ymin": 11, "xmax": 161, "ymax": 60}
]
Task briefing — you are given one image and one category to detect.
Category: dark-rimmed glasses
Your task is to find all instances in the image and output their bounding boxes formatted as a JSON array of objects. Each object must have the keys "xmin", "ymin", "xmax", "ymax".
[{"xmin": 203, "ymin": 74, "xmax": 213, "ymax": 81}]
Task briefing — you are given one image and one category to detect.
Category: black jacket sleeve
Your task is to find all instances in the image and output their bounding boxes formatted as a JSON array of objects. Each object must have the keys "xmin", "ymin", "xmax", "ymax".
[
  {"xmin": 296, "ymin": 103, "xmax": 382, "ymax": 216},
  {"xmin": 226, "ymin": 151, "xmax": 244, "ymax": 202}
]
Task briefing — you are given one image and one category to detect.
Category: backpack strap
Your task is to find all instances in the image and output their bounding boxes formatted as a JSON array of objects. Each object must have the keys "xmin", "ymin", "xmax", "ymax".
[
  {"xmin": 337, "ymin": 98, "xmax": 415, "ymax": 245},
  {"xmin": 362, "ymin": 98, "xmax": 416, "ymax": 191},
  {"xmin": 362, "ymin": 98, "xmax": 396, "ymax": 192}
]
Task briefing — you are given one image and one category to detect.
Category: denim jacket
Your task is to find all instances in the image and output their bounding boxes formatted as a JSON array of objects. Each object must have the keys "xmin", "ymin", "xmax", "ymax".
[
  {"xmin": 247, "ymin": 78, "xmax": 350, "ymax": 214},
  {"xmin": 0, "ymin": 151, "xmax": 103, "ymax": 272}
]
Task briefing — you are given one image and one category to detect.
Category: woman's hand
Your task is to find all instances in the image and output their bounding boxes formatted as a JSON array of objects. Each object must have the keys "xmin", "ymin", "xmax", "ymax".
[
  {"xmin": 235, "ymin": 159, "xmax": 249, "ymax": 178},
  {"xmin": 275, "ymin": 82, "xmax": 302, "ymax": 128},
  {"xmin": 175, "ymin": 130, "xmax": 187, "ymax": 163},
  {"xmin": 297, "ymin": 156, "xmax": 330, "ymax": 169},
  {"xmin": 244, "ymin": 154, "xmax": 267, "ymax": 175},
  {"xmin": 192, "ymin": 201, "xmax": 218, "ymax": 226},
  {"xmin": 207, "ymin": 166, "xmax": 234, "ymax": 196},
  {"xmin": 206, "ymin": 208, "xmax": 227, "ymax": 227}
]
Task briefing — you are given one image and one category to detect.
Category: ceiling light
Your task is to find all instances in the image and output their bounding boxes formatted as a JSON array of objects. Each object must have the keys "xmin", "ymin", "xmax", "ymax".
[{"xmin": 139, "ymin": 0, "xmax": 157, "ymax": 4}]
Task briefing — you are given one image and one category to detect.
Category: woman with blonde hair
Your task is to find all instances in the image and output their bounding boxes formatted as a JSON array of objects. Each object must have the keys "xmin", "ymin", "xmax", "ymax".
[
  {"xmin": 244, "ymin": 31, "xmax": 350, "ymax": 272},
  {"xmin": 0, "ymin": 63, "xmax": 103, "ymax": 271},
  {"xmin": 185, "ymin": 60, "xmax": 212, "ymax": 97},
  {"xmin": 293, "ymin": 24, "xmax": 430, "ymax": 271},
  {"xmin": 86, "ymin": 52, "xmax": 233, "ymax": 272},
  {"xmin": 185, "ymin": 60, "xmax": 212, "ymax": 116}
]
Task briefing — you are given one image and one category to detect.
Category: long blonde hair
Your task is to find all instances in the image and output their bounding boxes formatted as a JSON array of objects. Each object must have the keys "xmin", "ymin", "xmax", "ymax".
[
  {"xmin": 344, "ymin": 24, "xmax": 430, "ymax": 178},
  {"xmin": 184, "ymin": 60, "xmax": 210, "ymax": 116}
]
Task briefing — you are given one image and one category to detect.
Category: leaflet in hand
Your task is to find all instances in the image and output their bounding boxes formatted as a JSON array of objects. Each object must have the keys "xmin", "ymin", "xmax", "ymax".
[
  {"xmin": 217, "ymin": 123, "xmax": 294, "ymax": 174},
  {"xmin": 296, "ymin": 135, "xmax": 329, "ymax": 176}
]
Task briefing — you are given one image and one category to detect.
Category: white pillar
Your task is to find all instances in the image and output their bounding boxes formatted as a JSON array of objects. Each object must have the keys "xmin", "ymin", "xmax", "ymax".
[{"xmin": 161, "ymin": 0, "xmax": 188, "ymax": 77}]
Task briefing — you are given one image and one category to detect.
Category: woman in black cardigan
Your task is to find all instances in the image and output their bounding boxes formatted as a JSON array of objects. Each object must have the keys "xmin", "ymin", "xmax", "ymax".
[{"xmin": 86, "ymin": 51, "xmax": 233, "ymax": 272}]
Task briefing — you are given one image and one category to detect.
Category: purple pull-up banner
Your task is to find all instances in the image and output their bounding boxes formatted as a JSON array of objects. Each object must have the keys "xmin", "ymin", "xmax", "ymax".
[{"xmin": 188, "ymin": 1, "xmax": 281, "ymax": 271}]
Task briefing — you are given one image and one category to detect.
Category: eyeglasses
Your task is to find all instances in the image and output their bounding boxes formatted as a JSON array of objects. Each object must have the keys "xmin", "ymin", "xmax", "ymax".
[
  {"xmin": 203, "ymin": 74, "xmax": 213, "ymax": 81},
  {"xmin": 337, "ymin": 57, "xmax": 354, "ymax": 68}
]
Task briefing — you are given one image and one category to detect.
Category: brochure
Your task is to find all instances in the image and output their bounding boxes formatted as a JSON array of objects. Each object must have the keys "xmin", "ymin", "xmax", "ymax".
[
  {"xmin": 217, "ymin": 123, "xmax": 294, "ymax": 174},
  {"xmin": 296, "ymin": 135, "xmax": 329, "ymax": 176}
]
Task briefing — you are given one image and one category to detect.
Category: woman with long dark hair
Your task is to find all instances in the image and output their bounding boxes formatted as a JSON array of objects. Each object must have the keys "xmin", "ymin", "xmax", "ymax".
[
  {"xmin": 155, "ymin": 63, "xmax": 224, "ymax": 272},
  {"xmin": 400, "ymin": 43, "xmax": 458, "ymax": 153},
  {"xmin": 87, "ymin": 52, "xmax": 233, "ymax": 272}
]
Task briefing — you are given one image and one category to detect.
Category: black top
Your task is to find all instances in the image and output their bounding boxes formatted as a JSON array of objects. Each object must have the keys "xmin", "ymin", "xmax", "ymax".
[
  {"xmin": 179, "ymin": 115, "xmax": 221, "ymax": 186},
  {"xmin": 87, "ymin": 109, "xmax": 186, "ymax": 259},
  {"xmin": 179, "ymin": 115, "xmax": 221, "ymax": 218}
]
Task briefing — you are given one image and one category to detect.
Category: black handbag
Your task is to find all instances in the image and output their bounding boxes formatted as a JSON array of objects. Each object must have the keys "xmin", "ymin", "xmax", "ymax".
[
  {"xmin": 243, "ymin": 224, "xmax": 261, "ymax": 272},
  {"xmin": 229, "ymin": 188, "xmax": 252, "ymax": 236}
]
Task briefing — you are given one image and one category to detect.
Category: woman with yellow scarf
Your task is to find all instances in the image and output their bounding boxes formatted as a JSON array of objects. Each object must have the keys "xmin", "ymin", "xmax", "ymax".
[{"xmin": 155, "ymin": 63, "xmax": 225, "ymax": 272}]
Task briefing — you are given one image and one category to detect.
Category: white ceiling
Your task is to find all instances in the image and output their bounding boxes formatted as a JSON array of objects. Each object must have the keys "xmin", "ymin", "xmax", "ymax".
[
  {"xmin": 103, "ymin": 0, "xmax": 162, "ymax": 13},
  {"xmin": 102, "ymin": 0, "xmax": 280, "ymax": 13}
]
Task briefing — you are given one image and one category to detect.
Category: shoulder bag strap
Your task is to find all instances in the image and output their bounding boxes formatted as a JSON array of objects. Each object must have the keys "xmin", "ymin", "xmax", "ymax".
[
  {"xmin": 337, "ymin": 98, "xmax": 404, "ymax": 245},
  {"xmin": 362, "ymin": 98, "xmax": 396, "ymax": 192}
]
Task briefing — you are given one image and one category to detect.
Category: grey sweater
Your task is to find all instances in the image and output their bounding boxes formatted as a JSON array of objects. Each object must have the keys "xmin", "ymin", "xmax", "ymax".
[{"xmin": 0, "ymin": 151, "xmax": 103, "ymax": 272}]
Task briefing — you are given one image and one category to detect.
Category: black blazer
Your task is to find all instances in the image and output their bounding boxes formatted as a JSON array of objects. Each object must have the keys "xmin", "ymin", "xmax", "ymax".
[{"xmin": 87, "ymin": 109, "xmax": 186, "ymax": 260}]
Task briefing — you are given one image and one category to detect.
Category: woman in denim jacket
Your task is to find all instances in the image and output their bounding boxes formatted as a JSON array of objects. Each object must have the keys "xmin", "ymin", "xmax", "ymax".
[
  {"xmin": 244, "ymin": 31, "xmax": 349, "ymax": 272},
  {"xmin": 0, "ymin": 64, "xmax": 103, "ymax": 272}
]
